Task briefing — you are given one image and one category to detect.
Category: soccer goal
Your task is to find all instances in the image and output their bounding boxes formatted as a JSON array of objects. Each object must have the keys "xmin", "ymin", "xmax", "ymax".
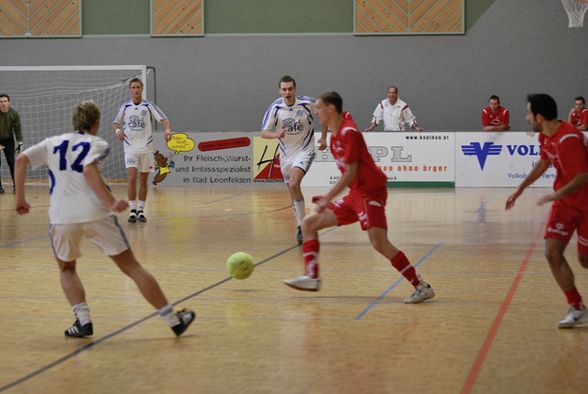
[{"xmin": 0, "ymin": 65, "xmax": 152, "ymax": 184}]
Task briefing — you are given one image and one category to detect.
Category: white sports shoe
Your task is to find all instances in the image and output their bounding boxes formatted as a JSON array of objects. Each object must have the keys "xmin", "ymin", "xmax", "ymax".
[
  {"xmin": 283, "ymin": 275, "xmax": 321, "ymax": 292},
  {"xmin": 403, "ymin": 280, "xmax": 435, "ymax": 304},
  {"xmin": 558, "ymin": 306, "xmax": 588, "ymax": 328}
]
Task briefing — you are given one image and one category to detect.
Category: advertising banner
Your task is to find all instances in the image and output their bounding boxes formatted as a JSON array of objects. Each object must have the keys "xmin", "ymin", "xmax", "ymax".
[{"xmin": 455, "ymin": 132, "xmax": 556, "ymax": 187}]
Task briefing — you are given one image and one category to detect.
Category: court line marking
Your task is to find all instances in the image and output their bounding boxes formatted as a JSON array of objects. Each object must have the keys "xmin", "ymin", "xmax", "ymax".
[
  {"xmin": 353, "ymin": 243, "xmax": 443, "ymax": 320},
  {"xmin": 460, "ymin": 223, "xmax": 543, "ymax": 394},
  {"xmin": 0, "ymin": 228, "xmax": 336, "ymax": 392},
  {"xmin": 354, "ymin": 193, "xmax": 496, "ymax": 320}
]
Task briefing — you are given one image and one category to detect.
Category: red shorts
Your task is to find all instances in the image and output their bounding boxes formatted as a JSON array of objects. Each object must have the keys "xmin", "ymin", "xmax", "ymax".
[
  {"xmin": 545, "ymin": 201, "xmax": 588, "ymax": 255},
  {"xmin": 329, "ymin": 188, "xmax": 388, "ymax": 231}
]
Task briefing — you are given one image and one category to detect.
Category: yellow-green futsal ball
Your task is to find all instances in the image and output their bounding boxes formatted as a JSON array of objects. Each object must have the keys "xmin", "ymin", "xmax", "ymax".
[{"xmin": 226, "ymin": 252, "xmax": 254, "ymax": 280}]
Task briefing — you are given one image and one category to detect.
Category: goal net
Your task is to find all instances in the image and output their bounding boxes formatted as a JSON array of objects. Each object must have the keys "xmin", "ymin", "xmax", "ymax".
[{"xmin": 0, "ymin": 65, "xmax": 151, "ymax": 184}]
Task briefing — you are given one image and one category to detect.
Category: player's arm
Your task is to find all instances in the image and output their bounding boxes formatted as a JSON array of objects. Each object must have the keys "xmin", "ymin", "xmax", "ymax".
[
  {"xmin": 537, "ymin": 172, "xmax": 588, "ymax": 206},
  {"xmin": 260, "ymin": 127, "xmax": 285, "ymax": 139},
  {"xmin": 482, "ymin": 110, "xmax": 495, "ymax": 131},
  {"xmin": 13, "ymin": 111, "xmax": 24, "ymax": 152},
  {"xmin": 159, "ymin": 118, "xmax": 172, "ymax": 141},
  {"xmin": 113, "ymin": 122, "xmax": 125, "ymax": 142},
  {"xmin": 568, "ymin": 108, "xmax": 575, "ymax": 124},
  {"xmin": 83, "ymin": 162, "xmax": 128, "ymax": 212},
  {"xmin": 14, "ymin": 153, "xmax": 31, "ymax": 215},
  {"xmin": 505, "ymin": 158, "xmax": 551, "ymax": 210},
  {"xmin": 315, "ymin": 162, "xmax": 358, "ymax": 213},
  {"xmin": 579, "ymin": 110, "xmax": 588, "ymax": 131},
  {"xmin": 317, "ymin": 124, "xmax": 328, "ymax": 151}
]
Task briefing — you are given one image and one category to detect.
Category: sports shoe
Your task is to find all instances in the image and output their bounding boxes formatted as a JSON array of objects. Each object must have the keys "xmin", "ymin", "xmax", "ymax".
[
  {"xmin": 171, "ymin": 308, "xmax": 196, "ymax": 337},
  {"xmin": 137, "ymin": 210, "xmax": 147, "ymax": 223},
  {"xmin": 64, "ymin": 320, "xmax": 93, "ymax": 338},
  {"xmin": 296, "ymin": 226, "xmax": 303, "ymax": 245},
  {"xmin": 128, "ymin": 209, "xmax": 137, "ymax": 223},
  {"xmin": 283, "ymin": 275, "xmax": 321, "ymax": 292},
  {"xmin": 0, "ymin": 185, "xmax": 4, "ymax": 194},
  {"xmin": 403, "ymin": 280, "xmax": 435, "ymax": 304},
  {"xmin": 558, "ymin": 306, "xmax": 588, "ymax": 328}
]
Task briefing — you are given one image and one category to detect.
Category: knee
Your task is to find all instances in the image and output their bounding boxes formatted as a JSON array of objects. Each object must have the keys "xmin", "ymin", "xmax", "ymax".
[
  {"xmin": 128, "ymin": 174, "xmax": 137, "ymax": 183},
  {"xmin": 288, "ymin": 180, "xmax": 301, "ymax": 194},
  {"xmin": 579, "ymin": 255, "xmax": 588, "ymax": 269},
  {"xmin": 301, "ymin": 215, "xmax": 318, "ymax": 233},
  {"xmin": 59, "ymin": 261, "xmax": 77, "ymax": 274},
  {"xmin": 545, "ymin": 249, "xmax": 564, "ymax": 265},
  {"xmin": 369, "ymin": 236, "xmax": 387, "ymax": 254}
]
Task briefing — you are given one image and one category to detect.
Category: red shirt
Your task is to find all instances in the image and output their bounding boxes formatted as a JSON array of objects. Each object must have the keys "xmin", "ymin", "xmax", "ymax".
[
  {"xmin": 539, "ymin": 121, "xmax": 588, "ymax": 211},
  {"xmin": 330, "ymin": 117, "xmax": 387, "ymax": 192},
  {"xmin": 482, "ymin": 106, "xmax": 510, "ymax": 128},
  {"xmin": 571, "ymin": 108, "xmax": 588, "ymax": 128}
]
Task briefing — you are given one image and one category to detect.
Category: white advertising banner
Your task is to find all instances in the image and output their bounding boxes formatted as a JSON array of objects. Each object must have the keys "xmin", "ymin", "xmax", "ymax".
[
  {"xmin": 303, "ymin": 132, "xmax": 455, "ymax": 187},
  {"xmin": 455, "ymin": 132, "xmax": 556, "ymax": 187}
]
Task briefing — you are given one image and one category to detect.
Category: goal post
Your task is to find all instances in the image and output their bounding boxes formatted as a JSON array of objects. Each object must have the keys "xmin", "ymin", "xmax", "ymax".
[{"xmin": 0, "ymin": 65, "xmax": 151, "ymax": 184}]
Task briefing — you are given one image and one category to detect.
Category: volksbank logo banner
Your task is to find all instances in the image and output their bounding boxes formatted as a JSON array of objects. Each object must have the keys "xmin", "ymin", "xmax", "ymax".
[{"xmin": 456, "ymin": 132, "xmax": 555, "ymax": 187}]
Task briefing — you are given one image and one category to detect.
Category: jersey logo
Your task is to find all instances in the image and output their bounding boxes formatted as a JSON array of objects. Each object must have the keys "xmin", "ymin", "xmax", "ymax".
[
  {"xmin": 461, "ymin": 142, "xmax": 502, "ymax": 170},
  {"xmin": 128, "ymin": 115, "xmax": 145, "ymax": 130},
  {"xmin": 282, "ymin": 118, "xmax": 304, "ymax": 133}
]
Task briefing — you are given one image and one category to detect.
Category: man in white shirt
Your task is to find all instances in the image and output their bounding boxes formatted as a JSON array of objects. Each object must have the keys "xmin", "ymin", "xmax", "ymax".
[
  {"xmin": 113, "ymin": 78, "xmax": 172, "ymax": 223},
  {"xmin": 15, "ymin": 100, "xmax": 194, "ymax": 338},
  {"xmin": 260, "ymin": 75, "xmax": 326, "ymax": 245},
  {"xmin": 364, "ymin": 85, "xmax": 424, "ymax": 132}
]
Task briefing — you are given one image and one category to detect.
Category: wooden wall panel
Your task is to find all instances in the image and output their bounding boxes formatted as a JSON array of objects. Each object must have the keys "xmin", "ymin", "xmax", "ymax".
[
  {"xmin": 355, "ymin": 0, "xmax": 463, "ymax": 34},
  {"xmin": 0, "ymin": 0, "xmax": 27, "ymax": 37},
  {"xmin": 29, "ymin": 0, "xmax": 80, "ymax": 36},
  {"xmin": 151, "ymin": 0, "xmax": 203, "ymax": 36}
]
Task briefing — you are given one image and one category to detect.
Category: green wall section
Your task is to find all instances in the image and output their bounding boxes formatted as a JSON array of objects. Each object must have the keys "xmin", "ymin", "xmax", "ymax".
[
  {"xmin": 80, "ymin": 0, "xmax": 493, "ymax": 35},
  {"xmin": 205, "ymin": 0, "xmax": 352, "ymax": 34},
  {"xmin": 466, "ymin": 0, "xmax": 495, "ymax": 30},
  {"xmin": 82, "ymin": 0, "xmax": 150, "ymax": 35}
]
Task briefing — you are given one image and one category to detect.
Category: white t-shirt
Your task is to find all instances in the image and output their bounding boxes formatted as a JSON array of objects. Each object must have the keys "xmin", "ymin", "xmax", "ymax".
[
  {"xmin": 113, "ymin": 100, "xmax": 167, "ymax": 154},
  {"xmin": 371, "ymin": 98, "xmax": 418, "ymax": 131},
  {"xmin": 261, "ymin": 95, "xmax": 315, "ymax": 159},
  {"xmin": 23, "ymin": 132, "xmax": 112, "ymax": 224}
]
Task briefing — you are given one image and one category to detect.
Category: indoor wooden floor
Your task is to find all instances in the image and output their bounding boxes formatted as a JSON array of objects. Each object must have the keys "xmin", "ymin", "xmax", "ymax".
[{"xmin": 1, "ymin": 185, "xmax": 587, "ymax": 394}]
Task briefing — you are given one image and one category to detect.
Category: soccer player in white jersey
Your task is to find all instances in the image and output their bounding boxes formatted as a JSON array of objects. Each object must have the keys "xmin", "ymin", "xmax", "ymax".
[
  {"xmin": 260, "ymin": 75, "xmax": 326, "ymax": 244},
  {"xmin": 15, "ymin": 100, "xmax": 194, "ymax": 338},
  {"xmin": 113, "ymin": 78, "xmax": 172, "ymax": 223}
]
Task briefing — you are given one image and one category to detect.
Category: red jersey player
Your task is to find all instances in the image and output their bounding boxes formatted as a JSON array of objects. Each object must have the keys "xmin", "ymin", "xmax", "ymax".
[
  {"xmin": 506, "ymin": 94, "xmax": 588, "ymax": 328},
  {"xmin": 568, "ymin": 96, "xmax": 588, "ymax": 131},
  {"xmin": 283, "ymin": 91, "xmax": 435, "ymax": 304},
  {"xmin": 482, "ymin": 95, "xmax": 510, "ymax": 131}
]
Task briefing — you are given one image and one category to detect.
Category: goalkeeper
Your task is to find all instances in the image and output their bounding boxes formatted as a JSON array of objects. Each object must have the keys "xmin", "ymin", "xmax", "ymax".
[{"xmin": 0, "ymin": 93, "xmax": 24, "ymax": 194}]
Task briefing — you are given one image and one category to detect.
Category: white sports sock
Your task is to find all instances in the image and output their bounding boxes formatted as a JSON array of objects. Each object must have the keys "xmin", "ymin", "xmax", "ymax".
[
  {"xmin": 293, "ymin": 199, "xmax": 306, "ymax": 225},
  {"xmin": 129, "ymin": 200, "xmax": 136, "ymax": 210},
  {"xmin": 138, "ymin": 200, "xmax": 145, "ymax": 211},
  {"xmin": 72, "ymin": 302, "xmax": 91, "ymax": 326},
  {"xmin": 158, "ymin": 304, "xmax": 180, "ymax": 327}
]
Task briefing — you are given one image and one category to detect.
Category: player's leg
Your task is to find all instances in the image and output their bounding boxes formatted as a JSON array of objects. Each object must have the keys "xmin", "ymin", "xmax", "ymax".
[
  {"xmin": 90, "ymin": 216, "xmax": 195, "ymax": 336},
  {"xmin": 127, "ymin": 166, "xmax": 138, "ymax": 222},
  {"xmin": 50, "ymin": 223, "xmax": 93, "ymax": 337},
  {"xmin": 283, "ymin": 208, "xmax": 338, "ymax": 291},
  {"xmin": 0, "ymin": 140, "xmax": 6, "ymax": 193},
  {"xmin": 136, "ymin": 152, "xmax": 154, "ymax": 222},
  {"xmin": 288, "ymin": 151, "xmax": 315, "ymax": 244},
  {"xmin": 3, "ymin": 138, "xmax": 16, "ymax": 193}
]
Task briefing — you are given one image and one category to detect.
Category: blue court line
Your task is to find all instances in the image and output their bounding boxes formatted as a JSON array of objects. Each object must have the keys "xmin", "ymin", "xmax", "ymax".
[
  {"xmin": 0, "ymin": 227, "xmax": 342, "ymax": 393},
  {"xmin": 475, "ymin": 194, "xmax": 496, "ymax": 214},
  {"xmin": 0, "ymin": 234, "xmax": 48, "ymax": 248},
  {"xmin": 354, "ymin": 243, "xmax": 443, "ymax": 321}
]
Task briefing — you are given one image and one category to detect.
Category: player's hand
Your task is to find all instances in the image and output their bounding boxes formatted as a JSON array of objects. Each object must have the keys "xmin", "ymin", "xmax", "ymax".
[
  {"xmin": 275, "ymin": 127, "xmax": 286, "ymax": 139},
  {"xmin": 115, "ymin": 129, "xmax": 125, "ymax": 141},
  {"xmin": 317, "ymin": 137, "xmax": 327, "ymax": 151},
  {"xmin": 164, "ymin": 130, "xmax": 173, "ymax": 142},
  {"xmin": 111, "ymin": 199, "xmax": 129, "ymax": 212},
  {"xmin": 15, "ymin": 200, "xmax": 31, "ymax": 215},
  {"xmin": 312, "ymin": 195, "xmax": 329, "ymax": 213},
  {"xmin": 505, "ymin": 189, "xmax": 522, "ymax": 210},
  {"xmin": 15, "ymin": 142, "xmax": 23, "ymax": 154},
  {"xmin": 414, "ymin": 126, "xmax": 425, "ymax": 132},
  {"xmin": 537, "ymin": 193, "xmax": 556, "ymax": 206}
]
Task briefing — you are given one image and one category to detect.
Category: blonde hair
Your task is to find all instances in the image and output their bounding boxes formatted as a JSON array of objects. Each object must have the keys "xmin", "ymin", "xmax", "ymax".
[{"xmin": 72, "ymin": 100, "xmax": 101, "ymax": 132}]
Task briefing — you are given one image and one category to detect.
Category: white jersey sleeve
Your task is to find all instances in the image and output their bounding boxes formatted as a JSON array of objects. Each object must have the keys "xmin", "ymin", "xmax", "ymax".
[
  {"xmin": 261, "ymin": 100, "xmax": 281, "ymax": 131},
  {"xmin": 23, "ymin": 139, "xmax": 51, "ymax": 170},
  {"xmin": 83, "ymin": 137, "xmax": 110, "ymax": 167},
  {"xmin": 148, "ymin": 102, "xmax": 167, "ymax": 122},
  {"xmin": 113, "ymin": 104, "xmax": 125, "ymax": 125},
  {"xmin": 401, "ymin": 105, "xmax": 417, "ymax": 128},
  {"xmin": 372, "ymin": 101, "xmax": 384, "ymax": 124}
]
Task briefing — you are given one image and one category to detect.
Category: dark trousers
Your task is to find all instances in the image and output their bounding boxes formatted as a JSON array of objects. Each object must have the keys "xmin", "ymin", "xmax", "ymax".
[{"xmin": 0, "ymin": 137, "xmax": 16, "ymax": 186}]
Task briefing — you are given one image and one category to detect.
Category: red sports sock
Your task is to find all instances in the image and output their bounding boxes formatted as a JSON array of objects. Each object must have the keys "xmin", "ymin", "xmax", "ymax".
[
  {"xmin": 390, "ymin": 251, "xmax": 420, "ymax": 286},
  {"xmin": 564, "ymin": 287, "xmax": 584, "ymax": 310},
  {"xmin": 303, "ymin": 239, "xmax": 320, "ymax": 279}
]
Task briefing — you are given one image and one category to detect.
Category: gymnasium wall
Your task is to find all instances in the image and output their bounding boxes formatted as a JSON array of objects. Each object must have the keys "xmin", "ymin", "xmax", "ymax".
[{"xmin": 0, "ymin": 0, "xmax": 586, "ymax": 134}]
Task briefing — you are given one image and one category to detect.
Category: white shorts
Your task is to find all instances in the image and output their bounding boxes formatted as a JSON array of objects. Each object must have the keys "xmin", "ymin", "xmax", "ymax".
[
  {"xmin": 49, "ymin": 215, "xmax": 130, "ymax": 262},
  {"xmin": 125, "ymin": 151, "xmax": 155, "ymax": 172},
  {"xmin": 281, "ymin": 150, "xmax": 315, "ymax": 183}
]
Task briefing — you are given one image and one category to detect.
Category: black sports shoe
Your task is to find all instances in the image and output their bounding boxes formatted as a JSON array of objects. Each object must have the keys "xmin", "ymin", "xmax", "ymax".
[
  {"xmin": 296, "ymin": 226, "xmax": 303, "ymax": 245},
  {"xmin": 137, "ymin": 210, "xmax": 147, "ymax": 222},
  {"xmin": 64, "ymin": 320, "xmax": 93, "ymax": 338},
  {"xmin": 128, "ymin": 209, "xmax": 137, "ymax": 223},
  {"xmin": 171, "ymin": 308, "xmax": 196, "ymax": 337},
  {"xmin": 0, "ymin": 185, "xmax": 4, "ymax": 194}
]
